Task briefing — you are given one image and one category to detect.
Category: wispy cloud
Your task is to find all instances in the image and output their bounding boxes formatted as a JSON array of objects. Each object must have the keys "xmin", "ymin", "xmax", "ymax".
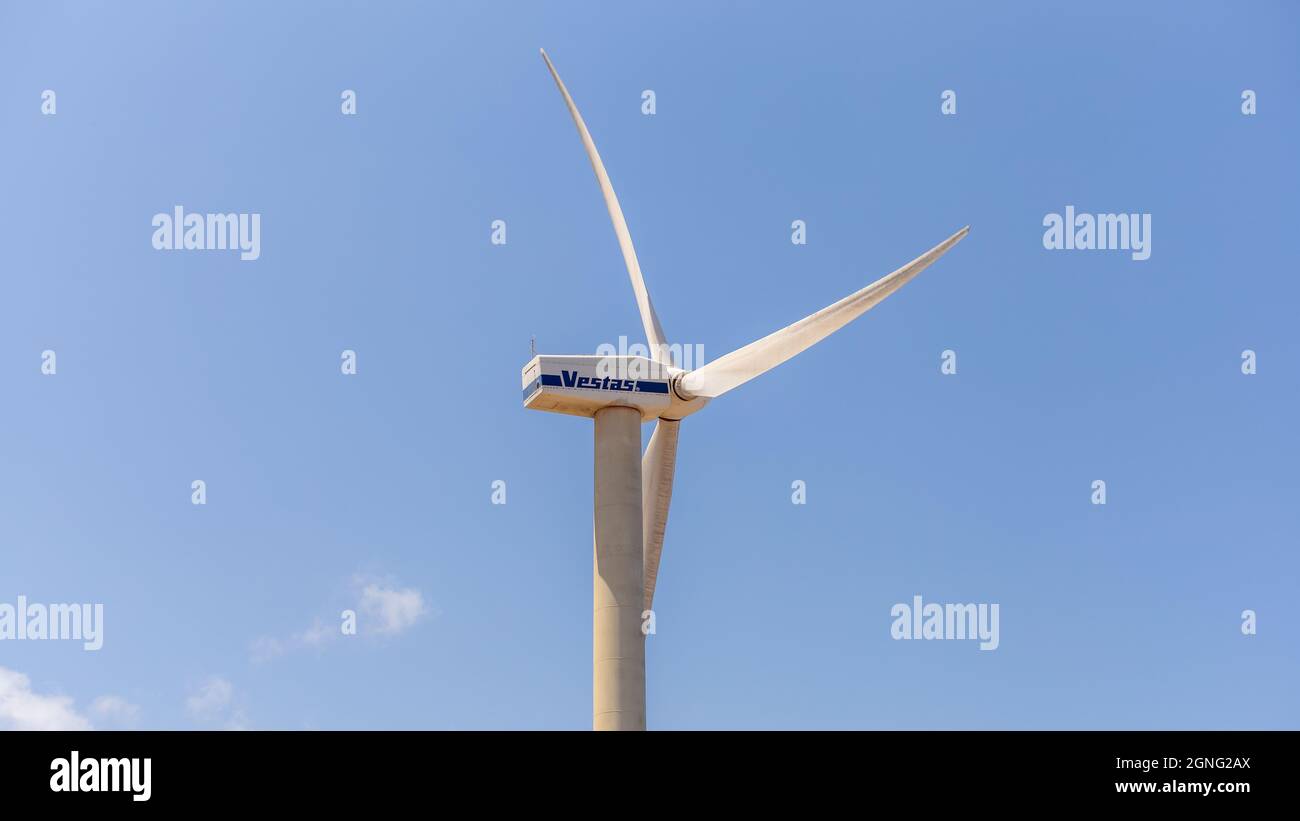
[
  {"xmin": 184, "ymin": 677, "xmax": 231, "ymax": 719},
  {"xmin": 249, "ymin": 635, "xmax": 286, "ymax": 663},
  {"xmin": 250, "ymin": 618, "xmax": 340, "ymax": 663},
  {"xmin": 297, "ymin": 618, "xmax": 338, "ymax": 646},
  {"xmin": 185, "ymin": 676, "xmax": 248, "ymax": 729},
  {"xmin": 250, "ymin": 575, "xmax": 431, "ymax": 662},
  {"xmin": 90, "ymin": 695, "xmax": 142, "ymax": 728}
]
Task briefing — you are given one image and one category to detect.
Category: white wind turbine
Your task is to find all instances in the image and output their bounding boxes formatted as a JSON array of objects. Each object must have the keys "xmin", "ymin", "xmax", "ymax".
[{"xmin": 524, "ymin": 50, "xmax": 968, "ymax": 730}]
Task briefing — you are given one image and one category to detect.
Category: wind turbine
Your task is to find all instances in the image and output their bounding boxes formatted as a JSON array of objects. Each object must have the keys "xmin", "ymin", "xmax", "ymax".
[{"xmin": 525, "ymin": 49, "xmax": 968, "ymax": 730}]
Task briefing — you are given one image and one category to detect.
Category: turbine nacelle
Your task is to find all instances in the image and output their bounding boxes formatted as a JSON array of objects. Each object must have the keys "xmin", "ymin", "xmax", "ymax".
[{"xmin": 521, "ymin": 354, "xmax": 708, "ymax": 422}]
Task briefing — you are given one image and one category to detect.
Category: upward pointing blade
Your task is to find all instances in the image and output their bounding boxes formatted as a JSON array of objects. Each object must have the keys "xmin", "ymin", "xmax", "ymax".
[
  {"xmin": 540, "ymin": 49, "xmax": 670, "ymax": 362},
  {"xmin": 680, "ymin": 226, "xmax": 969, "ymax": 399}
]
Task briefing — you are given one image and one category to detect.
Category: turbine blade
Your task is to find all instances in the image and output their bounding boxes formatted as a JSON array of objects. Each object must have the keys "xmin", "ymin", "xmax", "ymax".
[
  {"xmin": 680, "ymin": 226, "xmax": 969, "ymax": 399},
  {"xmin": 641, "ymin": 418, "xmax": 679, "ymax": 611},
  {"xmin": 540, "ymin": 49, "xmax": 670, "ymax": 362}
]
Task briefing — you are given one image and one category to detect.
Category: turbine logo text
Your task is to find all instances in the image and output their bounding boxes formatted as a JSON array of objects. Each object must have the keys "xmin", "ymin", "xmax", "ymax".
[{"xmin": 560, "ymin": 370, "xmax": 659, "ymax": 393}]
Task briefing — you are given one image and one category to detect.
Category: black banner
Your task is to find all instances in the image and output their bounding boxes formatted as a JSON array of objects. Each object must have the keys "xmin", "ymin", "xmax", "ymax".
[{"xmin": 2, "ymin": 730, "xmax": 1288, "ymax": 808}]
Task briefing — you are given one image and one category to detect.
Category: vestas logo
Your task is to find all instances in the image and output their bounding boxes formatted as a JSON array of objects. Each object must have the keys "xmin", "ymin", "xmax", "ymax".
[{"xmin": 552, "ymin": 371, "xmax": 669, "ymax": 395}]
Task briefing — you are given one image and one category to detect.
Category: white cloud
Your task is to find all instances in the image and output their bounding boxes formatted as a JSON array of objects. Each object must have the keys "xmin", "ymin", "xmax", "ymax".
[
  {"xmin": 296, "ymin": 618, "xmax": 338, "ymax": 647},
  {"xmin": 249, "ymin": 636, "xmax": 286, "ymax": 663},
  {"xmin": 90, "ymin": 695, "xmax": 141, "ymax": 728},
  {"xmin": 249, "ymin": 618, "xmax": 336, "ymax": 663},
  {"xmin": 185, "ymin": 677, "xmax": 233, "ymax": 721},
  {"xmin": 359, "ymin": 582, "xmax": 426, "ymax": 634},
  {"xmin": 0, "ymin": 666, "xmax": 92, "ymax": 730},
  {"xmin": 251, "ymin": 577, "xmax": 429, "ymax": 662},
  {"xmin": 185, "ymin": 677, "xmax": 250, "ymax": 730},
  {"xmin": 223, "ymin": 708, "xmax": 251, "ymax": 731}
]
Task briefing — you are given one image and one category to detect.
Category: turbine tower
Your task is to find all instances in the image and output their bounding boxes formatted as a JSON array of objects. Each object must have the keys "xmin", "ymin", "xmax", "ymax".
[{"xmin": 526, "ymin": 49, "xmax": 968, "ymax": 730}]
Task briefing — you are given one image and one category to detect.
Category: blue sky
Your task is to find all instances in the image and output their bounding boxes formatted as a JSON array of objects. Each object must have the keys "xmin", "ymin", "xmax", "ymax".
[{"xmin": 1, "ymin": 0, "xmax": 1296, "ymax": 729}]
